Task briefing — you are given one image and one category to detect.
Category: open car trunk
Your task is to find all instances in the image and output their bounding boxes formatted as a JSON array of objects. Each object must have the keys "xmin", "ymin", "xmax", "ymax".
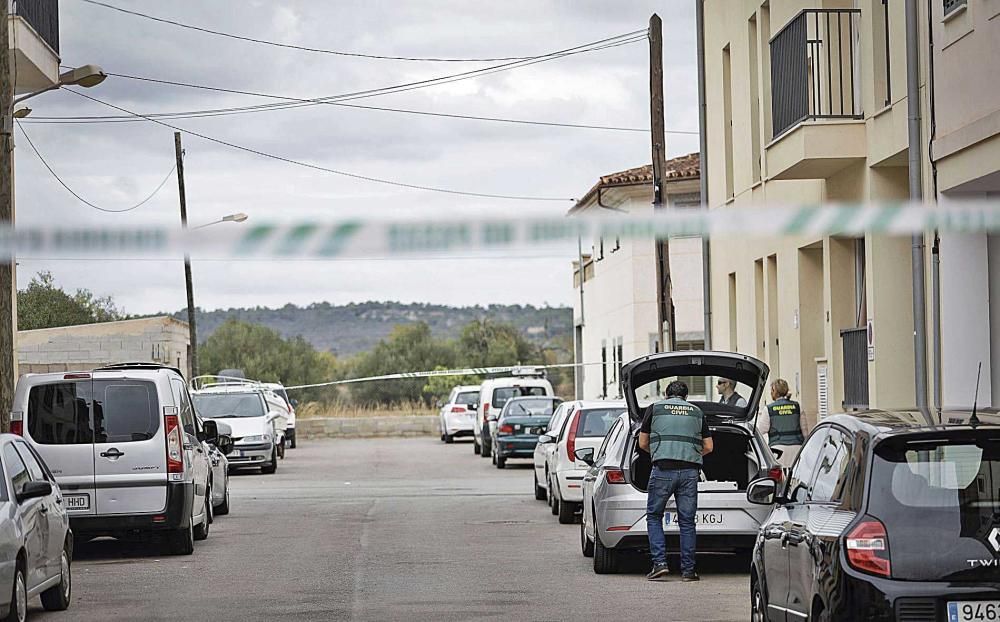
[{"xmin": 628, "ymin": 421, "xmax": 762, "ymax": 493}]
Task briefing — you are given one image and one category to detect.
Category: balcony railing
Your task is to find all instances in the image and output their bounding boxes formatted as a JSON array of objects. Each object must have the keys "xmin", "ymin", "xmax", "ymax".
[
  {"xmin": 840, "ymin": 327, "xmax": 869, "ymax": 410},
  {"xmin": 770, "ymin": 9, "xmax": 860, "ymax": 139},
  {"xmin": 12, "ymin": 0, "xmax": 59, "ymax": 53}
]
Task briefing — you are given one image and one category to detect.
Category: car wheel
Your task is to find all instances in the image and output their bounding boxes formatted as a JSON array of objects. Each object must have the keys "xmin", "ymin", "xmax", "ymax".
[
  {"xmin": 278, "ymin": 442, "xmax": 286, "ymax": 460},
  {"xmin": 164, "ymin": 521, "xmax": 194, "ymax": 556},
  {"xmin": 533, "ymin": 472, "xmax": 547, "ymax": 501},
  {"xmin": 592, "ymin": 527, "xmax": 618, "ymax": 574},
  {"xmin": 751, "ymin": 577, "xmax": 767, "ymax": 622},
  {"xmin": 481, "ymin": 440, "xmax": 492, "ymax": 459},
  {"xmin": 549, "ymin": 477, "xmax": 560, "ymax": 516},
  {"xmin": 444, "ymin": 434, "xmax": 454, "ymax": 444},
  {"xmin": 194, "ymin": 488, "xmax": 211, "ymax": 541},
  {"xmin": 290, "ymin": 435, "xmax": 297, "ymax": 449},
  {"xmin": 580, "ymin": 518, "xmax": 594, "ymax": 558},
  {"xmin": 558, "ymin": 499, "xmax": 577, "ymax": 524},
  {"xmin": 261, "ymin": 449, "xmax": 278, "ymax": 474},
  {"xmin": 40, "ymin": 543, "xmax": 71, "ymax": 611},
  {"xmin": 473, "ymin": 438, "xmax": 481, "ymax": 455},
  {"xmin": 496, "ymin": 455, "xmax": 506, "ymax": 469},
  {"xmin": 4, "ymin": 563, "xmax": 26, "ymax": 622},
  {"xmin": 216, "ymin": 484, "xmax": 231, "ymax": 516}
]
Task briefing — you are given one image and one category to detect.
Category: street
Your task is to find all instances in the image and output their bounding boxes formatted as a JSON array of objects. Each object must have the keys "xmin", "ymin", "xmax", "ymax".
[{"xmin": 53, "ymin": 438, "xmax": 750, "ymax": 621}]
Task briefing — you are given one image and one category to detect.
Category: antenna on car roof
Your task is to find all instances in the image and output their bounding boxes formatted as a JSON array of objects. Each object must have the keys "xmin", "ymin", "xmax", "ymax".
[{"xmin": 970, "ymin": 362, "xmax": 982, "ymax": 428}]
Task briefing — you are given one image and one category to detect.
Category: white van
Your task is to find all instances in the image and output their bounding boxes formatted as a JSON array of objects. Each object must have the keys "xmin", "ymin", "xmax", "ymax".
[
  {"xmin": 473, "ymin": 369, "xmax": 554, "ymax": 459},
  {"xmin": 191, "ymin": 379, "xmax": 288, "ymax": 473},
  {"xmin": 11, "ymin": 363, "xmax": 217, "ymax": 555}
]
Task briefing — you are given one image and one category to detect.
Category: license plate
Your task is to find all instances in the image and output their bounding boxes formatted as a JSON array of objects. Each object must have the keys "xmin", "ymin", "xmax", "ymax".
[
  {"xmin": 949, "ymin": 601, "xmax": 1000, "ymax": 622},
  {"xmin": 64, "ymin": 494, "xmax": 90, "ymax": 510},
  {"xmin": 663, "ymin": 512, "xmax": 725, "ymax": 527}
]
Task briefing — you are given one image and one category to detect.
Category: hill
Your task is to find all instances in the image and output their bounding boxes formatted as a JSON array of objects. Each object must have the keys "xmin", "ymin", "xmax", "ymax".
[{"xmin": 173, "ymin": 302, "xmax": 573, "ymax": 357}]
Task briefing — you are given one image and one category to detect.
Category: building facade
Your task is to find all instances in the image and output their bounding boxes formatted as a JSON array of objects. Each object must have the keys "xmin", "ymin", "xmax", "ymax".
[
  {"xmin": 702, "ymin": 0, "xmax": 937, "ymax": 428},
  {"xmin": 571, "ymin": 154, "xmax": 703, "ymax": 400}
]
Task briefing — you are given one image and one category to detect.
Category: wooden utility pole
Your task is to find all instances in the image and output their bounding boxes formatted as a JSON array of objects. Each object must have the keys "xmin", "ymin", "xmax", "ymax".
[
  {"xmin": 175, "ymin": 132, "xmax": 198, "ymax": 378},
  {"xmin": 650, "ymin": 14, "xmax": 675, "ymax": 353},
  {"xmin": 0, "ymin": 0, "xmax": 16, "ymax": 429}
]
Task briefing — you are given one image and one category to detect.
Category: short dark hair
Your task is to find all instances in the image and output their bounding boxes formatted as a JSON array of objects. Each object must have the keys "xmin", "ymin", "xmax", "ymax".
[{"xmin": 666, "ymin": 380, "xmax": 689, "ymax": 399}]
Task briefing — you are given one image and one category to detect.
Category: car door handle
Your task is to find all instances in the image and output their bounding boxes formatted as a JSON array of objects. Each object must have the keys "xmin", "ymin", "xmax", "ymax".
[{"xmin": 99, "ymin": 448, "xmax": 124, "ymax": 459}]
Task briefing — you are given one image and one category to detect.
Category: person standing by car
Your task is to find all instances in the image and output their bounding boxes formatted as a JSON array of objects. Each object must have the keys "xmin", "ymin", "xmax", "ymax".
[
  {"xmin": 716, "ymin": 378, "xmax": 747, "ymax": 407},
  {"xmin": 639, "ymin": 380, "xmax": 714, "ymax": 582},
  {"xmin": 755, "ymin": 378, "xmax": 805, "ymax": 467}
]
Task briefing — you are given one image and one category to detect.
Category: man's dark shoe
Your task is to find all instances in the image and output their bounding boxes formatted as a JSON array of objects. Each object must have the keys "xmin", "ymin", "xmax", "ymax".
[
  {"xmin": 646, "ymin": 564, "xmax": 670, "ymax": 581},
  {"xmin": 681, "ymin": 572, "xmax": 700, "ymax": 582}
]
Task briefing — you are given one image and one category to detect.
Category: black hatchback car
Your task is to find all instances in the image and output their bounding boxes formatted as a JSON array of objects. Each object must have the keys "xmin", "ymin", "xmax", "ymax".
[{"xmin": 746, "ymin": 409, "xmax": 1000, "ymax": 622}]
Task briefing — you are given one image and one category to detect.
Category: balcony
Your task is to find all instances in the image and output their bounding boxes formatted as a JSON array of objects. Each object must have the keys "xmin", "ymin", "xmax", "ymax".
[
  {"xmin": 8, "ymin": 0, "xmax": 60, "ymax": 93},
  {"xmin": 767, "ymin": 9, "xmax": 865, "ymax": 180}
]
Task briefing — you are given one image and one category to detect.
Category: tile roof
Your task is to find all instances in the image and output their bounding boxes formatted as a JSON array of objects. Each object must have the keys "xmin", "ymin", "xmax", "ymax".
[{"xmin": 573, "ymin": 152, "xmax": 700, "ymax": 211}]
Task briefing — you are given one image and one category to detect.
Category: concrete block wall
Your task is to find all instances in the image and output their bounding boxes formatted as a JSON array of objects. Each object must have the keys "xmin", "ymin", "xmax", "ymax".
[{"xmin": 296, "ymin": 416, "xmax": 438, "ymax": 439}]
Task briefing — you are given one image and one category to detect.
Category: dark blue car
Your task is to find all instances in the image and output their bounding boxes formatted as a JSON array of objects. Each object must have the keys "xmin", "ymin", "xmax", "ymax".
[{"xmin": 490, "ymin": 396, "xmax": 561, "ymax": 469}]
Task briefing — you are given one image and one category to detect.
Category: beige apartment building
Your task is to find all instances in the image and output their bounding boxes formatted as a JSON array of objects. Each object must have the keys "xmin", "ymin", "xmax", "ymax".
[{"xmin": 701, "ymin": 0, "xmax": 939, "ymax": 426}]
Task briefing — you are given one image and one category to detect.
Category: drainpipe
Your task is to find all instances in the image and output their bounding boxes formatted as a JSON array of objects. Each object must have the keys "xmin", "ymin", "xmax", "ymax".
[
  {"xmin": 926, "ymin": 0, "xmax": 942, "ymax": 419},
  {"xmin": 576, "ymin": 235, "xmax": 585, "ymax": 400},
  {"xmin": 697, "ymin": 0, "xmax": 712, "ymax": 350},
  {"xmin": 905, "ymin": 0, "xmax": 929, "ymax": 412}
]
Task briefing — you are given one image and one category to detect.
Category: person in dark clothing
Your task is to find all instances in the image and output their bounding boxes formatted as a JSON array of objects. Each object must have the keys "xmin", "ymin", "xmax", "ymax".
[
  {"xmin": 639, "ymin": 380, "xmax": 714, "ymax": 582},
  {"xmin": 716, "ymin": 378, "xmax": 747, "ymax": 407}
]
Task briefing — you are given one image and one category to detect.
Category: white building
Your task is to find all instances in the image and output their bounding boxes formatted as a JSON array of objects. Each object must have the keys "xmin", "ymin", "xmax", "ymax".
[{"xmin": 571, "ymin": 154, "xmax": 703, "ymax": 400}]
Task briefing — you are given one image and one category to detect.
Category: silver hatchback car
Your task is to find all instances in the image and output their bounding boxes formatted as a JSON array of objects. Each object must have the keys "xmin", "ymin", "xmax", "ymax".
[{"xmin": 579, "ymin": 351, "xmax": 781, "ymax": 574}]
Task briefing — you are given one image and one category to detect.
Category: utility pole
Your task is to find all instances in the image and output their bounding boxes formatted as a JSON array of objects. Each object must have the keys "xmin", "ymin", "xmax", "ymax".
[
  {"xmin": 0, "ymin": 0, "xmax": 16, "ymax": 429},
  {"xmin": 650, "ymin": 14, "xmax": 675, "ymax": 353},
  {"xmin": 175, "ymin": 132, "xmax": 198, "ymax": 378}
]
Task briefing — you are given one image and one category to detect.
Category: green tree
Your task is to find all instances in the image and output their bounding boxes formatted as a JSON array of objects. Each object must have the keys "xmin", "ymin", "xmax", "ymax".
[
  {"xmin": 458, "ymin": 318, "xmax": 539, "ymax": 368},
  {"xmin": 348, "ymin": 323, "xmax": 456, "ymax": 405},
  {"xmin": 17, "ymin": 271, "xmax": 126, "ymax": 330},
  {"xmin": 422, "ymin": 366, "xmax": 482, "ymax": 403}
]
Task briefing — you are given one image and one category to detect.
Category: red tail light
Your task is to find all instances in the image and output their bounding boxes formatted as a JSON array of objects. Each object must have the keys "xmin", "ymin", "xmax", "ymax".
[
  {"xmin": 483, "ymin": 403, "xmax": 490, "ymax": 423},
  {"xmin": 10, "ymin": 420, "xmax": 22, "ymax": 436},
  {"xmin": 566, "ymin": 409, "xmax": 582, "ymax": 462},
  {"xmin": 605, "ymin": 468, "xmax": 626, "ymax": 484},
  {"xmin": 499, "ymin": 424, "xmax": 514, "ymax": 434},
  {"xmin": 846, "ymin": 517, "xmax": 891, "ymax": 577},
  {"xmin": 767, "ymin": 466, "xmax": 784, "ymax": 483},
  {"xmin": 450, "ymin": 406, "xmax": 466, "ymax": 413},
  {"xmin": 165, "ymin": 414, "xmax": 184, "ymax": 474}
]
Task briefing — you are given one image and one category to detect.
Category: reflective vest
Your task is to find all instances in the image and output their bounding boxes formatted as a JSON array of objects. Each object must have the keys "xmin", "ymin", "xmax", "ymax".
[
  {"xmin": 766, "ymin": 398, "xmax": 804, "ymax": 446},
  {"xmin": 648, "ymin": 397, "xmax": 705, "ymax": 466}
]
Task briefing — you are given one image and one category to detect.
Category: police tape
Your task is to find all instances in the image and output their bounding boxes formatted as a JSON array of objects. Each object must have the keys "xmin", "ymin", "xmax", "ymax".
[
  {"xmin": 5, "ymin": 202, "xmax": 1000, "ymax": 259},
  {"xmin": 283, "ymin": 362, "xmax": 596, "ymax": 391}
]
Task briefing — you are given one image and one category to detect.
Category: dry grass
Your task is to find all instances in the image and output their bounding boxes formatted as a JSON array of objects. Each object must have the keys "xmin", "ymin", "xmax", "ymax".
[{"xmin": 296, "ymin": 401, "xmax": 436, "ymax": 419}]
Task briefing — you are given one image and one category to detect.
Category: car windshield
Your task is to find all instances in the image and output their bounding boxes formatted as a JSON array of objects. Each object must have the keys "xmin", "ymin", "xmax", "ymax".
[
  {"xmin": 503, "ymin": 398, "xmax": 556, "ymax": 417},
  {"xmin": 193, "ymin": 393, "xmax": 266, "ymax": 418},
  {"xmin": 492, "ymin": 386, "xmax": 547, "ymax": 408},
  {"xmin": 455, "ymin": 391, "xmax": 479, "ymax": 406}
]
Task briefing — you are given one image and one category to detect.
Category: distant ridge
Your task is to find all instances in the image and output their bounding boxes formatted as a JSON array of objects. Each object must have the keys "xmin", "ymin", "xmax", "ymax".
[{"xmin": 170, "ymin": 301, "xmax": 573, "ymax": 356}]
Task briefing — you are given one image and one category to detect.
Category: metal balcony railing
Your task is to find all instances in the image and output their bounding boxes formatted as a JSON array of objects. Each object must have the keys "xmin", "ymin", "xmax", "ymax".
[
  {"xmin": 12, "ymin": 0, "xmax": 59, "ymax": 54},
  {"xmin": 770, "ymin": 9, "xmax": 861, "ymax": 139},
  {"xmin": 840, "ymin": 327, "xmax": 869, "ymax": 410}
]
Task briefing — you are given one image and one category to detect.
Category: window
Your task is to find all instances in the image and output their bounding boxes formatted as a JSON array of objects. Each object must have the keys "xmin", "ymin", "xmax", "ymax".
[
  {"xmin": 576, "ymin": 408, "xmax": 625, "ymax": 438},
  {"xmin": 786, "ymin": 427, "xmax": 830, "ymax": 503},
  {"xmin": 3, "ymin": 444, "xmax": 31, "ymax": 497},
  {"xmin": 596, "ymin": 419, "xmax": 624, "ymax": 466},
  {"xmin": 601, "ymin": 342, "xmax": 608, "ymax": 399},
  {"xmin": 14, "ymin": 442, "xmax": 48, "ymax": 483},
  {"xmin": 455, "ymin": 391, "xmax": 479, "ymax": 407},
  {"xmin": 872, "ymin": 0, "xmax": 891, "ymax": 107},
  {"xmin": 172, "ymin": 379, "xmax": 197, "ymax": 437},
  {"xmin": 27, "ymin": 382, "xmax": 93, "ymax": 445},
  {"xmin": 492, "ymin": 386, "xmax": 547, "ymax": 409},
  {"xmin": 728, "ymin": 272, "xmax": 738, "ymax": 350},
  {"xmin": 93, "ymin": 381, "xmax": 160, "ymax": 443},
  {"xmin": 748, "ymin": 14, "xmax": 762, "ymax": 182},
  {"xmin": 722, "ymin": 44, "xmax": 734, "ymax": 199},
  {"xmin": 192, "ymin": 392, "xmax": 266, "ymax": 418},
  {"xmin": 944, "ymin": 0, "xmax": 967, "ymax": 16},
  {"xmin": 676, "ymin": 340, "xmax": 708, "ymax": 398},
  {"xmin": 546, "ymin": 403, "xmax": 568, "ymax": 434},
  {"xmin": 810, "ymin": 428, "xmax": 852, "ymax": 502},
  {"xmin": 616, "ymin": 339, "xmax": 624, "ymax": 398}
]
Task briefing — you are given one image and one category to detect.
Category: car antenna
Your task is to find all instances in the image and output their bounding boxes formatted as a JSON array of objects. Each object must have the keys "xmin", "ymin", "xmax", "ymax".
[{"xmin": 970, "ymin": 362, "xmax": 982, "ymax": 427}]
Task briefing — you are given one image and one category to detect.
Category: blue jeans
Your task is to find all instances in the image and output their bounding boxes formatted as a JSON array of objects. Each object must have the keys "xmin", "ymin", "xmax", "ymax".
[{"xmin": 645, "ymin": 466, "xmax": 699, "ymax": 573}]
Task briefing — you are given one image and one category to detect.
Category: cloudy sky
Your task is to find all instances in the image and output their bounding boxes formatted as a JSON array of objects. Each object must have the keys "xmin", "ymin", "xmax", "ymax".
[{"xmin": 15, "ymin": 0, "xmax": 699, "ymax": 315}]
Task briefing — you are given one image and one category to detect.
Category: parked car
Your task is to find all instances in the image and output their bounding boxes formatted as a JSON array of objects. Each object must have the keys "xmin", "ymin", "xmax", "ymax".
[
  {"xmin": 11, "ymin": 363, "xmax": 217, "ymax": 556},
  {"xmin": 263, "ymin": 383, "xmax": 298, "ymax": 449},
  {"xmin": 0, "ymin": 434, "xmax": 72, "ymax": 620},
  {"xmin": 542, "ymin": 400, "xmax": 627, "ymax": 524},
  {"xmin": 205, "ymin": 420, "xmax": 233, "ymax": 516},
  {"xmin": 533, "ymin": 401, "xmax": 574, "ymax": 501},
  {"xmin": 474, "ymin": 369, "xmax": 554, "ymax": 459},
  {"xmin": 490, "ymin": 396, "xmax": 561, "ymax": 468},
  {"xmin": 746, "ymin": 409, "xmax": 1000, "ymax": 622},
  {"xmin": 438, "ymin": 385, "xmax": 480, "ymax": 444},
  {"xmin": 579, "ymin": 351, "xmax": 779, "ymax": 573},
  {"xmin": 191, "ymin": 378, "xmax": 288, "ymax": 474}
]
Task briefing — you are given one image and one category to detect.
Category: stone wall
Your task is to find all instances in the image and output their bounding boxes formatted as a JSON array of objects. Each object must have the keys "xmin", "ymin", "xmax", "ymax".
[{"xmin": 296, "ymin": 416, "xmax": 438, "ymax": 439}]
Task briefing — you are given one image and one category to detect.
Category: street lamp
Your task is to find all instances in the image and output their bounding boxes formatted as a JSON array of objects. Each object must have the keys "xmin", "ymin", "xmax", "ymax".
[
  {"xmin": 13, "ymin": 64, "xmax": 107, "ymax": 105},
  {"xmin": 190, "ymin": 212, "xmax": 249, "ymax": 230}
]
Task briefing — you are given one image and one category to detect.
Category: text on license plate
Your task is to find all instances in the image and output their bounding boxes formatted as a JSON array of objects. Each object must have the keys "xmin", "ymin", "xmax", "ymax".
[
  {"xmin": 949, "ymin": 601, "xmax": 1000, "ymax": 622},
  {"xmin": 664, "ymin": 512, "xmax": 724, "ymax": 527},
  {"xmin": 64, "ymin": 494, "xmax": 90, "ymax": 510}
]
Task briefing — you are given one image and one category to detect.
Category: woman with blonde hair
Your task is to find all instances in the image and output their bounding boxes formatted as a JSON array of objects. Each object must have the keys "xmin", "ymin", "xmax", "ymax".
[{"xmin": 756, "ymin": 378, "xmax": 805, "ymax": 467}]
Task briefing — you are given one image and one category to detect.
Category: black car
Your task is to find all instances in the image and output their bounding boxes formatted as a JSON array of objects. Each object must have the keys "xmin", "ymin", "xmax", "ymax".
[{"xmin": 746, "ymin": 409, "xmax": 1000, "ymax": 622}]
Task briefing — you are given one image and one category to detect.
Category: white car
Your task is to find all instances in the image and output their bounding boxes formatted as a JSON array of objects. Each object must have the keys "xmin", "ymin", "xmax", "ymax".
[
  {"xmin": 438, "ymin": 385, "xmax": 479, "ymax": 443},
  {"xmin": 263, "ymin": 383, "xmax": 298, "ymax": 449},
  {"xmin": 540, "ymin": 400, "xmax": 626, "ymax": 524},
  {"xmin": 532, "ymin": 401, "xmax": 574, "ymax": 501},
  {"xmin": 473, "ymin": 370, "xmax": 554, "ymax": 459}
]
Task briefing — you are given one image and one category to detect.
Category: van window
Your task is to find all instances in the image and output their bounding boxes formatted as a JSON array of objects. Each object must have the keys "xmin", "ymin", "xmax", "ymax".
[
  {"xmin": 492, "ymin": 386, "xmax": 548, "ymax": 408},
  {"xmin": 27, "ymin": 382, "xmax": 93, "ymax": 445},
  {"xmin": 93, "ymin": 381, "xmax": 160, "ymax": 443}
]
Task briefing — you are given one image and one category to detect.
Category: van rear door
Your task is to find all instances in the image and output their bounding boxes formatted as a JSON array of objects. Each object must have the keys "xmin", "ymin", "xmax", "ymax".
[
  {"xmin": 92, "ymin": 375, "xmax": 167, "ymax": 515},
  {"xmin": 24, "ymin": 378, "xmax": 97, "ymax": 516}
]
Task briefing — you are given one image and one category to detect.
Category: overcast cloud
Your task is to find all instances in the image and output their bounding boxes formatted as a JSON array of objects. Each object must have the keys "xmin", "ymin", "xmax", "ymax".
[{"xmin": 14, "ymin": 0, "xmax": 698, "ymax": 315}]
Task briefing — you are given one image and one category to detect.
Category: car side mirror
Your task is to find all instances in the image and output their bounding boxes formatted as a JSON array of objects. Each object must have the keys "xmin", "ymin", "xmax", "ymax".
[
  {"xmin": 488, "ymin": 414, "xmax": 498, "ymax": 422},
  {"xmin": 290, "ymin": 398, "xmax": 299, "ymax": 407},
  {"xmin": 574, "ymin": 447, "xmax": 595, "ymax": 466},
  {"xmin": 216, "ymin": 434, "xmax": 234, "ymax": 456},
  {"xmin": 470, "ymin": 403, "xmax": 479, "ymax": 411},
  {"xmin": 17, "ymin": 480, "xmax": 52, "ymax": 503},
  {"xmin": 436, "ymin": 400, "xmax": 444, "ymax": 409},
  {"xmin": 746, "ymin": 477, "xmax": 778, "ymax": 506},
  {"xmin": 771, "ymin": 447, "xmax": 784, "ymax": 459},
  {"xmin": 200, "ymin": 419, "xmax": 219, "ymax": 444},
  {"xmin": 538, "ymin": 434, "xmax": 555, "ymax": 444}
]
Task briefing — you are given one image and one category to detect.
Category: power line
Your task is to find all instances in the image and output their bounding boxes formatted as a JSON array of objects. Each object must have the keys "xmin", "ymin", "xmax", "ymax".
[
  {"xmin": 77, "ymin": 0, "xmax": 634, "ymax": 64},
  {"xmin": 65, "ymin": 89, "xmax": 576, "ymax": 202},
  {"xmin": 16, "ymin": 120, "xmax": 177, "ymax": 213}
]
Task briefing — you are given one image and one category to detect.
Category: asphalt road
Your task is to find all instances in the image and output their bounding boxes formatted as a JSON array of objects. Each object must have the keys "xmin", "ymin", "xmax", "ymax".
[{"xmin": 40, "ymin": 437, "xmax": 751, "ymax": 621}]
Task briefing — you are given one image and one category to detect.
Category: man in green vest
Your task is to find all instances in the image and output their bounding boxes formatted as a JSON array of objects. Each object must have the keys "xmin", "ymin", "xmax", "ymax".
[
  {"xmin": 639, "ymin": 380, "xmax": 714, "ymax": 581},
  {"xmin": 756, "ymin": 378, "xmax": 805, "ymax": 467}
]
